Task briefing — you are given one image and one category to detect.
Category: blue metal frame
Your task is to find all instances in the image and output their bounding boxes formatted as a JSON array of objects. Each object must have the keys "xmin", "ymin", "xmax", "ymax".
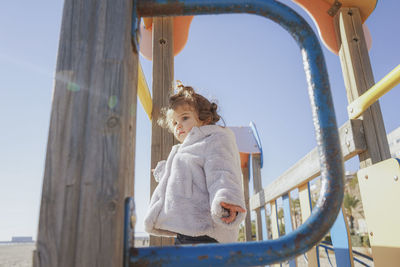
[
  {"xmin": 329, "ymin": 208, "xmax": 353, "ymax": 266},
  {"xmin": 319, "ymin": 241, "xmax": 372, "ymax": 267},
  {"xmin": 129, "ymin": 0, "xmax": 344, "ymax": 266}
]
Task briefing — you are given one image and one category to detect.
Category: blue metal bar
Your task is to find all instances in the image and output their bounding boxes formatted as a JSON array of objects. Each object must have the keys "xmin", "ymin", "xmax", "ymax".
[
  {"xmin": 322, "ymin": 245, "xmax": 334, "ymax": 267},
  {"xmin": 320, "ymin": 241, "xmax": 373, "ymax": 262},
  {"xmin": 131, "ymin": 0, "xmax": 344, "ymax": 266},
  {"xmin": 329, "ymin": 209, "xmax": 353, "ymax": 266},
  {"xmin": 124, "ymin": 197, "xmax": 135, "ymax": 267},
  {"xmin": 319, "ymin": 243, "xmax": 371, "ymax": 267}
]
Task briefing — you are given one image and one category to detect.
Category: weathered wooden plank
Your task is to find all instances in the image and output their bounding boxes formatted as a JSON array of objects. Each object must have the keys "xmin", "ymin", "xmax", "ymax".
[
  {"xmin": 251, "ymin": 154, "xmax": 263, "ymax": 241},
  {"xmin": 149, "ymin": 17, "xmax": 175, "ymax": 247},
  {"xmin": 242, "ymin": 159, "xmax": 253, "ymax": 242},
  {"xmin": 270, "ymin": 201, "xmax": 280, "ymax": 267},
  {"xmin": 34, "ymin": 0, "xmax": 138, "ymax": 266},
  {"xmin": 335, "ymin": 8, "xmax": 390, "ymax": 168},
  {"xmin": 250, "ymin": 120, "xmax": 366, "ymax": 210},
  {"xmin": 282, "ymin": 194, "xmax": 297, "ymax": 267},
  {"xmin": 298, "ymin": 184, "xmax": 319, "ymax": 267},
  {"xmin": 270, "ymin": 201, "xmax": 279, "ymax": 239}
]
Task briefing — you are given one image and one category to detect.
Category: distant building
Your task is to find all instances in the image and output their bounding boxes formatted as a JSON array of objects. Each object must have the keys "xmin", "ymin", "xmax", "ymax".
[
  {"xmin": 388, "ymin": 126, "xmax": 400, "ymax": 158},
  {"xmin": 11, "ymin": 236, "xmax": 33, "ymax": 243}
]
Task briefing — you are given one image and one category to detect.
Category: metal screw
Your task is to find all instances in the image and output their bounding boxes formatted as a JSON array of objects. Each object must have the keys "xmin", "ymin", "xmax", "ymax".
[
  {"xmin": 395, "ymin": 175, "xmax": 399, "ymax": 181},
  {"xmin": 365, "ymin": 175, "xmax": 368, "ymax": 180},
  {"xmin": 346, "ymin": 141, "xmax": 350, "ymax": 147},
  {"xmin": 345, "ymin": 128, "xmax": 348, "ymax": 134},
  {"xmin": 350, "ymin": 108, "xmax": 353, "ymax": 113},
  {"xmin": 370, "ymin": 232, "xmax": 373, "ymax": 237}
]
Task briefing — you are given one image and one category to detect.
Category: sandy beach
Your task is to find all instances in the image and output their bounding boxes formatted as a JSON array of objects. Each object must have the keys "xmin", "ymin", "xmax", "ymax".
[{"xmin": 0, "ymin": 243, "xmax": 35, "ymax": 267}]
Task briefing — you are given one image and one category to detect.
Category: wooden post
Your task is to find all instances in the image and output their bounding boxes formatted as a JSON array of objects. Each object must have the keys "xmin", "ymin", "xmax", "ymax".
[
  {"xmin": 299, "ymin": 183, "xmax": 319, "ymax": 267},
  {"xmin": 34, "ymin": 0, "xmax": 137, "ymax": 266},
  {"xmin": 251, "ymin": 154, "xmax": 263, "ymax": 241},
  {"xmin": 149, "ymin": 17, "xmax": 175, "ymax": 246},
  {"xmin": 242, "ymin": 156, "xmax": 253, "ymax": 242},
  {"xmin": 335, "ymin": 8, "xmax": 390, "ymax": 168}
]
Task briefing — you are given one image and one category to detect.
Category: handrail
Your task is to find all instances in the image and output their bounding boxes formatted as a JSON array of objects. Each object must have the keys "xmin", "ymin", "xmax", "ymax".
[
  {"xmin": 129, "ymin": 0, "xmax": 344, "ymax": 266},
  {"xmin": 251, "ymin": 119, "xmax": 365, "ymax": 210},
  {"xmin": 348, "ymin": 64, "xmax": 400, "ymax": 119}
]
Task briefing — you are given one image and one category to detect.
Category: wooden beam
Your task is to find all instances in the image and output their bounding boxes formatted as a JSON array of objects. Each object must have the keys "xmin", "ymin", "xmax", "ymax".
[
  {"xmin": 298, "ymin": 184, "xmax": 319, "ymax": 267},
  {"xmin": 34, "ymin": 0, "xmax": 137, "ymax": 266},
  {"xmin": 335, "ymin": 8, "xmax": 391, "ymax": 168},
  {"xmin": 149, "ymin": 17, "xmax": 175, "ymax": 246},
  {"xmin": 250, "ymin": 120, "xmax": 366, "ymax": 210},
  {"xmin": 242, "ymin": 160, "xmax": 253, "ymax": 242},
  {"xmin": 251, "ymin": 154, "xmax": 263, "ymax": 241}
]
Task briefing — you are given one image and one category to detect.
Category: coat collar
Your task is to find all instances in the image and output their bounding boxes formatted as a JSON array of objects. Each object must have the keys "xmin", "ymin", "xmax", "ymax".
[{"xmin": 177, "ymin": 125, "xmax": 226, "ymax": 148}]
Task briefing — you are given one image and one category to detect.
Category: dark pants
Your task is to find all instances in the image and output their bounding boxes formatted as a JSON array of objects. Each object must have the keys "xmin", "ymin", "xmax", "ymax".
[{"xmin": 175, "ymin": 233, "xmax": 218, "ymax": 245}]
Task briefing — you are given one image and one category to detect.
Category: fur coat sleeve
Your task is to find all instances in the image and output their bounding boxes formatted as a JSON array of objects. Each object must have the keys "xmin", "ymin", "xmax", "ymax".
[{"xmin": 204, "ymin": 129, "xmax": 246, "ymax": 229}]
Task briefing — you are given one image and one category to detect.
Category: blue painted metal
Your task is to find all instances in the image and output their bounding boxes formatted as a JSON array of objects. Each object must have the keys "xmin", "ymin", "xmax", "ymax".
[
  {"xmin": 124, "ymin": 197, "xmax": 135, "ymax": 267},
  {"xmin": 321, "ymin": 245, "xmax": 334, "ymax": 267},
  {"xmin": 320, "ymin": 241, "xmax": 373, "ymax": 261},
  {"xmin": 250, "ymin": 121, "xmax": 263, "ymax": 168},
  {"xmin": 329, "ymin": 208, "xmax": 353, "ymax": 267},
  {"xmin": 319, "ymin": 242, "xmax": 372, "ymax": 267},
  {"xmin": 282, "ymin": 194, "xmax": 296, "ymax": 267},
  {"xmin": 130, "ymin": 0, "xmax": 344, "ymax": 266}
]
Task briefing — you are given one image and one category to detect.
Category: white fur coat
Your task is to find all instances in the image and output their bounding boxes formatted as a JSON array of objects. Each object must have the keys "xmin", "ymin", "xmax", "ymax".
[{"xmin": 144, "ymin": 125, "xmax": 246, "ymax": 243}]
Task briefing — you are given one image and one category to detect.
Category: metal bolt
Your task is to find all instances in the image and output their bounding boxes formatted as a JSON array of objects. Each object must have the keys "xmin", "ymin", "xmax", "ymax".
[
  {"xmin": 159, "ymin": 38, "xmax": 166, "ymax": 44},
  {"xmin": 395, "ymin": 175, "xmax": 399, "ymax": 181},
  {"xmin": 370, "ymin": 232, "xmax": 373, "ymax": 237},
  {"xmin": 365, "ymin": 175, "xmax": 368, "ymax": 180},
  {"xmin": 350, "ymin": 108, "xmax": 353, "ymax": 113},
  {"xmin": 346, "ymin": 141, "xmax": 350, "ymax": 147},
  {"xmin": 345, "ymin": 128, "xmax": 348, "ymax": 134}
]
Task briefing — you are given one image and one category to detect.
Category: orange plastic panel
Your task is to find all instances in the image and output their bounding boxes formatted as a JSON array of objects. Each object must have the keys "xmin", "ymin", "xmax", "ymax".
[
  {"xmin": 139, "ymin": 16, "xmax": 194, "ymax": 61},
  {"xmin": 292, "ymin": 0, "xmax": 377, "ymax": 54}
]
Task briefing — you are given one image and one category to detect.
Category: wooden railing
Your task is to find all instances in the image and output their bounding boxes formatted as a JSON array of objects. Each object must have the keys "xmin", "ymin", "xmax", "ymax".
[{"xmin": 249, "ymin": 119, "xmax": 368, "ymax": 266}]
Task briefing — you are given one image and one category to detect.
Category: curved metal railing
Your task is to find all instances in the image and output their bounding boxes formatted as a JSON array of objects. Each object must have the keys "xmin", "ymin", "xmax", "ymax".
[{"xmin": 127, "ymin": 0, "xmax": 344, "ymax": 266}]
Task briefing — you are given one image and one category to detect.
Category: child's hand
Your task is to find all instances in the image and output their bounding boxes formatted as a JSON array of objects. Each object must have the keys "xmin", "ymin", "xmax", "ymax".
[{"xmin": 220, "ymin": 202, "xmax": 246, "ymax": 224}]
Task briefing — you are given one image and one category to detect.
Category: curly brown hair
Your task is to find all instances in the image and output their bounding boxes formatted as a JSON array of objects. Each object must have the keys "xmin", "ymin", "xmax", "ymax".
[{"xmin": 158, "ymin": 85, "xmax": 221, "ymax": 132}]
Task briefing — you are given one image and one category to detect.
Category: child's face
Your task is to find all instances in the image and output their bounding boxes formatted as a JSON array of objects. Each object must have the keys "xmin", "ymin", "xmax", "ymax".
[{"xmin": 170, "ymin": 105, "xmax": 204, "ymax": 143}]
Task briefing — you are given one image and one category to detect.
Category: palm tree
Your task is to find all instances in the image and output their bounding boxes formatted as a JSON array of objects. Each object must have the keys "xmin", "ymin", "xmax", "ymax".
[{"xmin": 343, "ymin": 193, "xmax": 360, "ymax": 234}]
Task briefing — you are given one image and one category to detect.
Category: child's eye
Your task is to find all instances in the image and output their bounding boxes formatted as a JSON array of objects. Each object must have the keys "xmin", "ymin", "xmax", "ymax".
[{"xmin": 182, "ymin": 116, "xmax": 189, "ymax": 121}]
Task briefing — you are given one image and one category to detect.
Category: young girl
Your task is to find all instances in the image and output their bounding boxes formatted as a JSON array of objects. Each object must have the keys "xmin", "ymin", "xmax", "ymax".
[{"xmin": 144, "ymin": 83, "xmax": 246, "ymax": 244}]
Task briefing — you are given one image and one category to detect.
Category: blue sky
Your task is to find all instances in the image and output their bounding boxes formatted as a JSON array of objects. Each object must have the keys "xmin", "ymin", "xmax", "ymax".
[{"xmin": 0, "ymin": 1, "xmax": 399, "ymax": 241}]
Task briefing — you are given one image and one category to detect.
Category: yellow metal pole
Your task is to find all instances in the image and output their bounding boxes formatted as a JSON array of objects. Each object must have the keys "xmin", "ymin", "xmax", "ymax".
[
  {"xmin": 348, "ymin": 64, "xmax": 400, "ymax": 119},
  {"xmin": 138, "ymin": 62, "xmax": 153, "ymax": 120}
]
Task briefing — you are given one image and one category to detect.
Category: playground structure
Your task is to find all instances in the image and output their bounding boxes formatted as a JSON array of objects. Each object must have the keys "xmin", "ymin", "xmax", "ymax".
[{"xmin": 33, "ymin": 0, "xmax": 400, "ymax": 266}]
